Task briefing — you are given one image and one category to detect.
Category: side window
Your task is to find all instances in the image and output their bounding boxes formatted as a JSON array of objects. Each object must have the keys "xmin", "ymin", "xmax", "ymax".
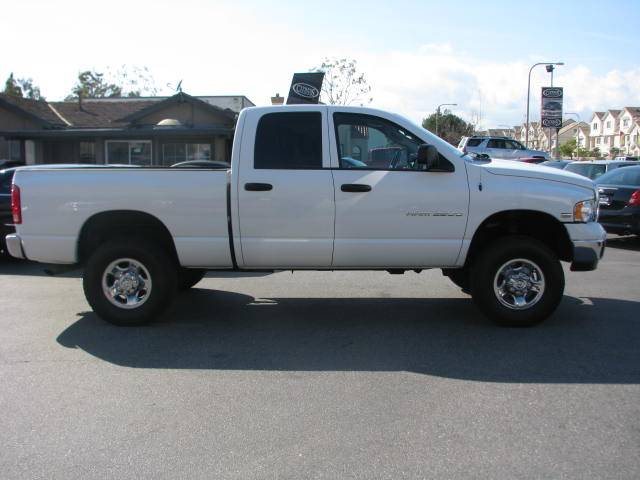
[
  {"xmin": 487, "ymin": 139, "xmax": 506, "ymax": 149},
  {"xmin": 254, "ymin": 112, "xmax": 322, "ymax": 169},
  {"xmin": 0, "ymin": 172, "xmax": 13, "ymax": 193},
  {"xmin": 333, "ymin": 113, "xmax": 425, "ymax": 170},
  {"xmin": 466, "ymin": 139, "xmax": 483, "ymax": 147},
  {"xmin": 505, "ymin": 140, "xmax": 523, "ymax": 150}
]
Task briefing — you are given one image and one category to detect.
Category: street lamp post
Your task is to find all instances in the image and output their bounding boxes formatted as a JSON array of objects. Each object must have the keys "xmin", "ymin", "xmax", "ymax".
[
  {"xmin": 436, "ymin": 103, "xmax": 457, "ymax": 136},
  {"xmin": 525, "ymin": 62, "xmax": 564, "ymax": 148}
]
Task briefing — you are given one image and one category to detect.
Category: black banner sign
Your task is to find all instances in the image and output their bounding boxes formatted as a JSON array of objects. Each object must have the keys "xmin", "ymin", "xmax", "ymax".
[
  {"xmin": 286, "ymin": 72, "xmax": 325, "ymax": 105},
  {"xmin": 541, "ymin": 87, "xmax": 563, "ymax": 128}
]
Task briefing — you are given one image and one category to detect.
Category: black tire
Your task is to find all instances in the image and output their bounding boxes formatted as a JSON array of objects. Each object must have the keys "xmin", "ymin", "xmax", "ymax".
[
  {"xmin": 470, "ymin": 236, "xmax": 564, "ymax": 327},
  {"xmin": 442, "ymin": 268, "xmax": 470, "ymax": 293},
  {"xmin": 177, "ymin": 268, "xmax": 206, "ymax": 291},
  {"xmin": 83, "ymin": 238, "xmax": 177, "ymax": 326}
]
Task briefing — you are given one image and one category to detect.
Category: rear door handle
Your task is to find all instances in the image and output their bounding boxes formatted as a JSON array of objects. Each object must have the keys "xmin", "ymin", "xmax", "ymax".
[
  {"xmin": 341, "ymin": 183, "xmax": 372, "ymax": 193},
  {"xmin": 244, "ymin": 182, "xmax": 273, "ymax": 191}
]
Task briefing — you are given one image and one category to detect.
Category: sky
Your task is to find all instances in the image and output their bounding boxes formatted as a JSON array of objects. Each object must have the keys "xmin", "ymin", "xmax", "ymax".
[{"xmin": 1, "ymin": 0, "xmax": 639, "ymax": 129}]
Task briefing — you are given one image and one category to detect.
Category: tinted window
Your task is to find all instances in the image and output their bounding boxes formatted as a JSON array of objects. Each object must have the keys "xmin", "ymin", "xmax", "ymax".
[
  {"xmin": 334, "ymin": 113, "xmax": 428, "ymax": 170},
  {"xmin": 0, "ymin": 170, "xmax": 14, "ymax": 193},
  {"xmin": 487, "ymin": 139, "xmax": 506, "ymax": 149},
  {"xmin": 254, "ymin": 112, "xmax": 322, "ymax": 169},
  {"xmin": 596, "ymin": 167, "xmax": 640, "ymax": 186},
  {"xmin": 565, "ymin": 163, "xmax": 607, "ymax": 179},
  {"xmin": 466, "ymin": 138, "xmax": 483, "ymax": 147}
]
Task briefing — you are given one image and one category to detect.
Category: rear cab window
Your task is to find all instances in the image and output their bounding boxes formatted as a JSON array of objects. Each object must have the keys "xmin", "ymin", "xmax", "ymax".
[{"xmin": 254, "ymin": 112, "xmax": 322, "ymax": 169}]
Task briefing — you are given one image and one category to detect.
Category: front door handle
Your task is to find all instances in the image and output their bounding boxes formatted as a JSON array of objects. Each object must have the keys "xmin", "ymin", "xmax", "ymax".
[
  {"xmin": 245, "ymin": 182, "xmax": 273, "ymax": 191},
  {"xmin": 341, "ymin": 183, "xmax": 372, "ymax": 193}
]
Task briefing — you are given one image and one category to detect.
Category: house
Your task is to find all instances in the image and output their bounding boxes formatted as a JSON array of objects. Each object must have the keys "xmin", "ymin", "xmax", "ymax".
[
  {"xmin": 629, "ymin": 121, "xmax": 640, "ymax": 156},
  {"xmin": 0, "ymin": 92, "xmax": 254, "ymax": 165},
  {"xmin": 589, "ymin": 111, "xmax": 607, "ymax": 153},
  {"xmin": 618, "ymin": 107, "xmax": 640, "ymax": 154},
  {"xmin": 573, "ymin": 122, "xmax": 591, "ymax": 151}
]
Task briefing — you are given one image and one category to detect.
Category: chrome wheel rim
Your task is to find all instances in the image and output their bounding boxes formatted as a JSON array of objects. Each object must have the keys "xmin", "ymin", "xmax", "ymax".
[
  {"xmin": 493, "ymin": 258, "xmax": 545, "ymax": 310},
  {"xmin": 102, "ymin": 258, "xmax": 152, "ymax": 309}
]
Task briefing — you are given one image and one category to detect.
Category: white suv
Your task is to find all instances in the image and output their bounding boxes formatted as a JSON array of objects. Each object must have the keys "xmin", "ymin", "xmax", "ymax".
[{"xmin": 458, "ymin": 136, "xmax": 550, "ymax": 161}]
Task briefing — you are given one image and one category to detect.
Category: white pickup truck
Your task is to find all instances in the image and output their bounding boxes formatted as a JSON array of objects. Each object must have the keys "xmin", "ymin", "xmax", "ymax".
[{"xmin": 6, "ymin": 105, "xmax": 606, "ymax": 327}]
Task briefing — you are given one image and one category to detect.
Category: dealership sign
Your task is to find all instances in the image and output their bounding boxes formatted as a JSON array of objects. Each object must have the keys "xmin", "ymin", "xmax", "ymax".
[
  {"xmin": 286, "ymin": 72, "xmax": 325, "ymax": 105},
  {"xmin": 541, "ymin": 87, "xmax": 563, "ymax": 128}
]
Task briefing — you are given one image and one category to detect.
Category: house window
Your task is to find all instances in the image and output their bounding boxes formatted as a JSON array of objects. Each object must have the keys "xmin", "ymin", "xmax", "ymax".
[
  {"xmin": 606, "ymin": 121, "xmax": 611, "ymax": 129},
  {"xmin": 596, "ymin": 137, "xmax": 601, "ymax": 145},
  {"xmin": 8, "ymin": 140, "xmax": 22, "ymax": 161},
  {"xmin": 106, "ymin": 140, "xmax": 152, "ymax": 165},
  {"xmin": 162, "ymin": 143, "xmax": 213, "ymax": 166},
  {"xmin": 79, "ymin": 142, "xmax": 95, "ymax": 162}
]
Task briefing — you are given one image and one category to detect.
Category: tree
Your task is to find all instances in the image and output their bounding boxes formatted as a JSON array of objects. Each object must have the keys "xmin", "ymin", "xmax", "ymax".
[
  {"xmin": 559, "ymin": 138, "xmax": 577, "ymax": 158},
  {"xmin": 66, "ymin": 66, "xmax": 158, "ymax": 100},
  {"xmin": 67, "ymin": 70, "xmax": 122, "ymax": 100},
  {"xmin": 108, "ymin": 65, "xmax": 158, "ymax": 97},
  {"xmin": 311, "ymin": 58, "xmax": 372, "ymax": 105},
  {"xmin": 609, "ymin": 147, "xmax": 620, "ymax": 159},
  {"xmin": 422, "ymin": 110, "xmax": 474, "ymax": 146},
  {"xmin": 3, "ymin": 73, "xmax": 44, "ymax": 100}
]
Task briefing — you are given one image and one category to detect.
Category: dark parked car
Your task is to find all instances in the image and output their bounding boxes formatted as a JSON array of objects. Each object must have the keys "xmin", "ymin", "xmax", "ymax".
[
  {"xmin": 541, "ymin": 159, "xmax": 571, "ymax": 169},
  {"xmin": 595, "ymin": 166, "xmax": 640, "ymax": 236},
  {"xmin": 0, "ymin": 167, "xmax": 17, "ymax": 255}
]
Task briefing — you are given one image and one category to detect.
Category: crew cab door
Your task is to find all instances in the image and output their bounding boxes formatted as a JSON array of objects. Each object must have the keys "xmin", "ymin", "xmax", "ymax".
[
  {"xmin": 329, "ymin": 111, "xmax": 469, "ymax": 267},
  {"xmin": 236, "ymin": 107, "xmax": 335, "ymax": 268}
]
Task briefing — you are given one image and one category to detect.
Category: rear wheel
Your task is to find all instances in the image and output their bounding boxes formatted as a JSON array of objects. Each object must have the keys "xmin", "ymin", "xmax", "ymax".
[
  {"xmin": 83, "ymin": 238, "xmax": 177, "ymax": 326},
  {"xmin": 177, "ymin": 268, "xmax": 206, "ymax": 291},
  {"xmin": 470, "ymin": 236, "xmax": 564, "ymax": 326}
]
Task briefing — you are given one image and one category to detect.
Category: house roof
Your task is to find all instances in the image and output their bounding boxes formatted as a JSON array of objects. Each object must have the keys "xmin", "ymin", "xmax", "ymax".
[
  {"xmin": 50, "ymin": 99, "xmax": 159, "ymax": 128},
  {"xmin": 0, "ymin": 94, "xmax": 66, "ymax": 127},
  {"xmin": 592, "ymin": 112, "xmax": 606, "ymax": 120},
  {"xmin": 116, "ymin": 92, "xmax": 236, "ymax": 124},
  {"xmin": 621, "ymin": 107, "xmax": 640, "ymax": 118},
  {"xmin": 0, "ymin": 92, "xmax": 242, "ymax": 130}
]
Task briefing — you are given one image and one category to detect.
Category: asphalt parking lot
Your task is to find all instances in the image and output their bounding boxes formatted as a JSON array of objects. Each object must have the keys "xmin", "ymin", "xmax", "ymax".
[{"xmin": 1, "ymin": 235, "xmax": 639, "ymax": 479}]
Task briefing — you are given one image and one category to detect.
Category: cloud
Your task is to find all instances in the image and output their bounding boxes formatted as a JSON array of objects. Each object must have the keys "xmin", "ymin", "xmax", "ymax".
[{"xmin": 357, "ymin": 46, "xmax": 640, "ymax": 128}]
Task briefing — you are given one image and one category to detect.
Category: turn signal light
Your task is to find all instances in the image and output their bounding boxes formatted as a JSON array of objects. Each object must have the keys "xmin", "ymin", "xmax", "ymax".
[
  {"xmin": 628, "ymin": 190, "xmax": 640, "ymax": 207},
  {"xmin": 11, "ymin": 184, "xmax": 22, "ymax": 224}
]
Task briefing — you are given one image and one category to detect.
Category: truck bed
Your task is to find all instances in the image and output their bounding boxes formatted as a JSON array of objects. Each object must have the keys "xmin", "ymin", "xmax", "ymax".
[{"xmin": 14, "ymin": 168, "xmax": 233, "ymax": 267}]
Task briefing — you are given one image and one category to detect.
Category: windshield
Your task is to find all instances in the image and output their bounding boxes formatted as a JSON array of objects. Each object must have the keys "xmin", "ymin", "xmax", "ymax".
[{"xmin": 565, "ymin": 163, "xmax": 607, "ymax": 180}]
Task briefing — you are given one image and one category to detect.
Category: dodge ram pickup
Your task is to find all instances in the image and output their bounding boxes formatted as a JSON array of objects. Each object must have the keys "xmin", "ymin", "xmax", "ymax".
[{"xmin": 6, "ymin": 105, "xmax": 606, "ymax": 327}]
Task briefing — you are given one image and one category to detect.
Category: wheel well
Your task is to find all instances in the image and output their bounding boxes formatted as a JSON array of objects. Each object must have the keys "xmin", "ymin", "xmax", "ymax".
[
  {"xmin": 465, "ymin": 210, "xmax": 573, "ymax": 265},
  {"xmin": 77, "ymin": 210, "xmax": 178, "ymax": 265}
]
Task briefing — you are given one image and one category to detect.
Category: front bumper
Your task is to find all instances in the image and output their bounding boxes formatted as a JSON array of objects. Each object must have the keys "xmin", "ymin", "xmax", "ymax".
[
  {"xmin": 4, "ymin": 233, "xmax": 26, "ymax": 260},
  {"xmin": 564, "ymin": 223, "xmax": 607, "ymax": 272}
]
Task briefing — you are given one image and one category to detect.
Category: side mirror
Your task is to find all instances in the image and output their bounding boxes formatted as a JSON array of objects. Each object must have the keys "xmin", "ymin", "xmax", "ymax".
[{"xmin": 417, "ymin": 144, "xmax": 439, "ymax": 170}]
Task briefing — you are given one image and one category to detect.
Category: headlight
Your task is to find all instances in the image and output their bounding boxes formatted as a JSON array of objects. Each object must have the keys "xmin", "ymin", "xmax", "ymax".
[{"xmin": 574, "ymin": 199, "xmax": 598, "ymax": 222}]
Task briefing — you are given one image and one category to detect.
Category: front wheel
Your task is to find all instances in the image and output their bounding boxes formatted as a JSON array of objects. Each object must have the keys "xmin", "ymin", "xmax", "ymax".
[
  {"xmin": 83, "ymin": 238, "xmax": 177, "ymax": 326},
  {"xmin": 470, "ymin": 236, "xmax": 564, "ymax": 327}
]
